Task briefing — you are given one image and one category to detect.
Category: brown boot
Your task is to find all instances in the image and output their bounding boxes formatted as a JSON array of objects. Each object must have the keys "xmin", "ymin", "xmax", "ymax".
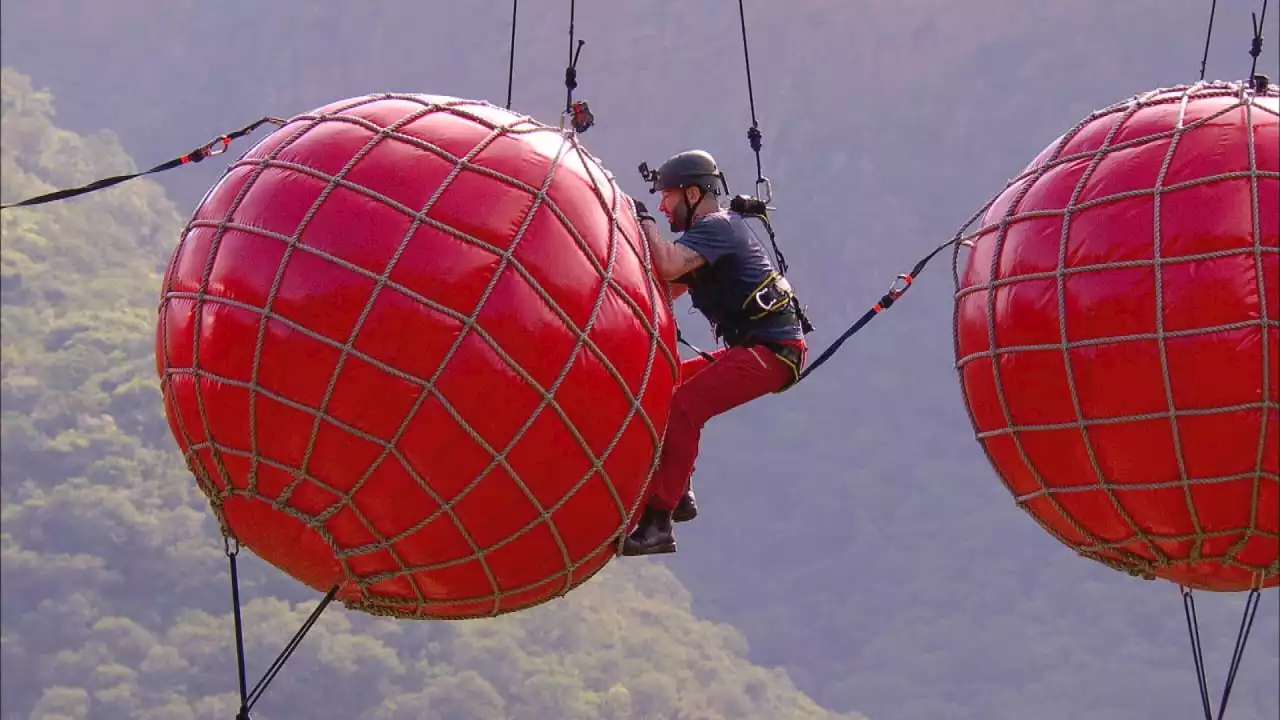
[{"xmin": 621, "ymin": 506, "xmax": 676, "ymax": 556}]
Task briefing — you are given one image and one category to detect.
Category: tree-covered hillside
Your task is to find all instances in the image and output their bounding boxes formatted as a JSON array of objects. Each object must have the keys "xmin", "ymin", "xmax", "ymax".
[
  {"xmin": 2, "ymin": 2, "xmax": 1277, "ymax": 718},
  {"xmin": 0, "ymin": 66, "xmax": 863, "ymax": 720}
]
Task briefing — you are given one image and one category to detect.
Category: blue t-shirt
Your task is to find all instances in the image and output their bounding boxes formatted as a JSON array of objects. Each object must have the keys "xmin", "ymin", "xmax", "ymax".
[{"xmin": 674, "ymin": 210, "xmax": 803, "ymax": 343}]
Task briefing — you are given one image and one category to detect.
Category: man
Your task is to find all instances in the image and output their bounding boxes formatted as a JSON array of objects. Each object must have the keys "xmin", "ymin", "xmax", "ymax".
[{"xmin": 621, "ymin": 149, "xmax": 810, "ymax": 556}]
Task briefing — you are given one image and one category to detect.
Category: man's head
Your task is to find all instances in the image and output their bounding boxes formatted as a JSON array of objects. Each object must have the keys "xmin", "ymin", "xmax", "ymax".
[{"xmin": 653, "ymin": 150, "xmax": 724, "ymax": 232}]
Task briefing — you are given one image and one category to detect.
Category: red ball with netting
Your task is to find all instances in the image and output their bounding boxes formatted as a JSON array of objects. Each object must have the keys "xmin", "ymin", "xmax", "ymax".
[
  {"xmin": 953, "ymin": 80, "xmax": 1279, "ymax": 592},
  {"xmin": 156, "ymin": 94, "xmax": 680, "ymax": 619}
]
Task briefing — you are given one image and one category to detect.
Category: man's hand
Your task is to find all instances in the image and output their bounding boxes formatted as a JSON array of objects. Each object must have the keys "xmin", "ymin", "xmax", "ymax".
[
  {"xmin": 638, "ymin": 219, "xmax": 706, "ymax": 281},
  {"xmin": 632, "ymin": 199, "xmax": 655, "ymax": 225}
]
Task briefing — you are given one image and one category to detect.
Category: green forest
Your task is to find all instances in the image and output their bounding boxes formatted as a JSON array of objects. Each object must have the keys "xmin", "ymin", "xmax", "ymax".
[
  {"xmin": 0, "ymin": 66, "xmax": 863, "ymax": 720},
  {"xmin": 2, "ymin": 1, "xmax": 1278, "ymax": 718}
]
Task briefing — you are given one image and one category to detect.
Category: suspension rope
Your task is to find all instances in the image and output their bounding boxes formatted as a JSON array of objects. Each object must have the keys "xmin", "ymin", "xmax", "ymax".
[
  {"xmin": 1200, "ymin": 0, "xmax": 1219, "ymax": 81},
  {"xmin": 559, "ymin": 0, "xmax": 594, "ymax": 133},
  {"xmin": 565, "ymin": 0, "xmax": 579, "ymax": 114},
  {"xmin": 1181, "ymin": 588, "xmax": 1213, "ymax": 719},
  {"xmin": 736, "ymin": 0, "xmax": 766, "ymax": 194},
  {"xmin": 1180, "ymin": 585, "xmax": 1264, "ymax": 720},
  {"xmin": 226, "ymin": 539, "xmax": 250, "ymax": 715},
  {"xmin": 671, "ymin": 0, "xmax": 933, "ymax": 377},
  {"xmin": 730, "ymin": 3, "xmax": 789, "ymax": 279},
  {"xmin": 224, "ymin": 538, "xmax": 340, "ymax": 720},
  {"xmin": 506, "ymin": 0, "xmax": 519, "ymax": 109},
  {"xmin": 0, "ymin": 116, "xmax": 284, "ymax": 211},
  {"xmin": 1248, "ymin": 0, "xmax": 1268, "ymax": 83}
]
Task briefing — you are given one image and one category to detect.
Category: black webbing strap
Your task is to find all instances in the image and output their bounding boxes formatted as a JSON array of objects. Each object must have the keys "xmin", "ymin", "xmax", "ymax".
[
  {"xmin": 224, "ymin": 538, "xmax": 340, "ymax": 720},
  {"xmin": 795, "ymin": 236, "xmax": 956, "ymax": 383},
  {"xmin": 1180, "ymin": 585, "xmax": 1263, "ymax": 720},
  {"xmin": 0, "ymin": 116, "xmax": 284, "ymax": 211}
]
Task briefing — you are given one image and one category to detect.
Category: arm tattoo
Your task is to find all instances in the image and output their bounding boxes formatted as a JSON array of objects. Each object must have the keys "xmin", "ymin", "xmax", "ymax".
[{"xmin": 669, "ymin": 242, "xmax": 706, "ymax": 276}]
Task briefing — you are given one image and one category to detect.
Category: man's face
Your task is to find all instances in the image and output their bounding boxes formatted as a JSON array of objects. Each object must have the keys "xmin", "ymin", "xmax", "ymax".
[{"xmin": 657, "ymin": 187, "xmax": 692, "ymax": 228}]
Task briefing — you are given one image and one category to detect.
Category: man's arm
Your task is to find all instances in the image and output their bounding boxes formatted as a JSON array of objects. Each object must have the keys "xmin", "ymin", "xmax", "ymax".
[
  {"xmin": 631, "ymin": 199, "xmax": 707, "ymax": 282},
  {"xmin": 641, "ymin": 219, "xmax": 707, "ymax": 280}
]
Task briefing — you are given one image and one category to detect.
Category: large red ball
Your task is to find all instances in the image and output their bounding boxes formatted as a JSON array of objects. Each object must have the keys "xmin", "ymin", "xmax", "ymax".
[
  {"xmin": 156, "ymin": 94, "xmax": 680, "ymax": 618},
  {"xmin": 953, "ymin": 80, "xmax": 1279, "ymax": 592}
]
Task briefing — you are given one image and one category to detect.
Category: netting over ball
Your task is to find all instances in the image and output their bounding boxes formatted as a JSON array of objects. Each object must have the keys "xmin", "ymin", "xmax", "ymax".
[
  {"xmin": 952, "ymin": 80, "xmax": 1279, "ymax": 592},
  {"xmin": 156, "ymin": 93, "xmax": 681, "ymax": 619}
]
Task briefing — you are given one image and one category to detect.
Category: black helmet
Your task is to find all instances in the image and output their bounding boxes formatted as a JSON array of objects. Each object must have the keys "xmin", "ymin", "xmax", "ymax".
[{"xmin": 652, "ymin": 150, "xmax": 725, "ymax": 195}]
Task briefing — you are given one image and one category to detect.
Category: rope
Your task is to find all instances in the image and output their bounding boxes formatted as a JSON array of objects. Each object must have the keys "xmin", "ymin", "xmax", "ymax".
[
  {"xmin": 225, "ymin": 540, "xmax": 249, "ymax": 714},
  {"xmin": 1181, "ymin": 585, "xmax": 1264, "ymax": 720},
  {"xmin": 0, "ymin": 117, "xmax": 284, "ymax": 210},
  {"xmin": 736, "ymin": 0, "xmax": 766, "ymax": 195},
  {"xmin": 796, "ymin": 237, "xmax": 953, "ymax": 383},
  {"xmin": 949, "ymin": 79, "xmax": 1279, "ymax": 584},
  {"xmin": 157, "ymin": 94, "xmax": 680, "ymax": 621},
  {"xmin": 506, "ymin": 0, "xmax": 518, "ymax": 109},
  {"xmin": 223, "ymin": 538, "xmax": 339, "ymax": 720},
  {"xmin": 1199, "ymin": 0, "xmax": 1218, "ymax": 81},
  {"xmin": 564, "ymin": 0, "xmax": 579, "ymax": 115},
  {"xmin": 1248, "ymin": 0, "xmax": 1268, "ymax": 82}
]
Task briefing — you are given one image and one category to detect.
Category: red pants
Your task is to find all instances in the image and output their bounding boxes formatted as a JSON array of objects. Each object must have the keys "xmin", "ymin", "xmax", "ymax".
[{"xmin": 646, "ymin": 339, "xmax": 806, "ymax": 512}]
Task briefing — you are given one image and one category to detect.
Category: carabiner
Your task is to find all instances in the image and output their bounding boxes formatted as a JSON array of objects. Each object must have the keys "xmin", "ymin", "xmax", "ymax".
[
  {"xmin": 756, "ymin": 176, "xmax": 774, "ymax": 207},
  {"xmin": 888, "ymin": 273, "xmax": 914, "ymax": 299},
  {"xmin": 202, "ymin": 135, "xmax": 232, "ymax": 158}
]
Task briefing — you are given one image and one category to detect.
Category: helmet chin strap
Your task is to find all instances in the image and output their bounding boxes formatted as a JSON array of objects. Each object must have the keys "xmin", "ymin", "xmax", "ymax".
[{"xmin": 671, "ymin": 186, "xmax": 705, "ymax": 232}]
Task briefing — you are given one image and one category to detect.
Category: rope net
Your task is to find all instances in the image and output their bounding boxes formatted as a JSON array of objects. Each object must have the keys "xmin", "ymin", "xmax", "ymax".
[
  {"xmin": 950, "ymin": 79, "xmax": 1279, "ymax": 592},
  {"xmin": 156, "ymin": 93, "xmax": 681, "ymax": 620}
]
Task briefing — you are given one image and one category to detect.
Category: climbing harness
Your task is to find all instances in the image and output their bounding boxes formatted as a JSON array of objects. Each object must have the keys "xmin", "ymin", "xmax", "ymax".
[
  {"xmin": 2, "ymin": 4, "xmax": 1272, "ymax": 717},
  {"xmin": 630, "ymin": 3, "xmax": 817, "ymax": 369}
]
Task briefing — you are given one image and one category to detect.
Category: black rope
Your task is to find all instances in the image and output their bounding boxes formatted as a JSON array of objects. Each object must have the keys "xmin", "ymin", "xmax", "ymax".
[
  {"xmin": 1215, "ymin": 587, "xmax": 1262, "ymax": 719},
  {"xmin": 670, "ymin": 215, "xmax": 954, "ymax": 384},
  {"xmin": 242, "ymin": 584, "xmax": 340, "ymax": 715},
  {"xmin": 560, "ymin": 0, "xmax": 594, "ymax": 133},
  {"xmin": 1180, "ymin": 586, "xmax": 1265, "ymax": 720},
  {"xmin": 1182, "ymin": 588, "xmax": 1214, "ymax": 720},
  {"xmin": 0, "ymin": 116, "xmax": 284, "ymax": 211},
  {"xmin": 1200, "ymin": 0, "xmax": 1220, "ymax": 81},
  {"xmin": 729, "ymin": 4, "xmax": 789, "ymax": 285},
  {"xmin": 564, "ymin": 0, "xmax": 582, "ymax": 115},
  {"xmin": 223, "ymin": 535, "xmax": 339, "ymax": 720},
  {"xmin": 506, "ymin": 0, "xmax": 519, "ymax": 109},
  {"xmin": 1248, "ymin": 0, "xmax": 1268, "ymax": 83},
  {"xmin": 737, "ymin": 0, "xmax": 765, "ymax": 188},
  {"xmin": 226, "ymin": 540, "xmax": 250, "ymax": 716},
  {"xmin": 794, "ymin": 235, "xmax": 955, "ymax": 383},
  {"xmin": 676, "ymin": 328, "xmax": 717, "ymax": 363}
]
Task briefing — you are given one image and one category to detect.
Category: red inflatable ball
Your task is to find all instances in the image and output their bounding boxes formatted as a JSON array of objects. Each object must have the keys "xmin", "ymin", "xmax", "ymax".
[
  {"xmin": 953, "ymin": 80, "xmax": 1279, "ymax": 593},
  {"xmin": 156, "ymin": 93, "xmax": 681, "ymax": 619}
]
